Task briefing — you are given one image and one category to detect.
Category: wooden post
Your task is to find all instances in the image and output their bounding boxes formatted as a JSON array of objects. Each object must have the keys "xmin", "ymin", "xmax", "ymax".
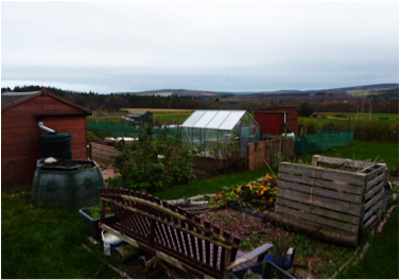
[
  {"xmin": 348, "ymin": 116, "xmax": 351, "ymax": 131},
  {"xmin": 100, "ymin": 199, "xmax": 106, "ymax": 224}
]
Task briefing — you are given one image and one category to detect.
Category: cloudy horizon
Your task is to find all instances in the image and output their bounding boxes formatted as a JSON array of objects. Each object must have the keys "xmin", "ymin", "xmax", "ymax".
[{"xmin": 2, "ymin": 1, "xmax": 399, "ymax": 94}]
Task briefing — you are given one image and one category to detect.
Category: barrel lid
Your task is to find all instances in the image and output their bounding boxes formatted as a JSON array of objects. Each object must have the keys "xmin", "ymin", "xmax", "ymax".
[
  {"xmin": 37, "ymin": 158, "xmax": 83, "ymax": 170},
  {"xmin": 39, "ymin": 132, "xmax": 72, "ymax": 140}
]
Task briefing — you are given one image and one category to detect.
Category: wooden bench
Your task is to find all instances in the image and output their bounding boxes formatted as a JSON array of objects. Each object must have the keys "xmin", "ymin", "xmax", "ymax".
[{"xmin": 99, "ymin": 188, "xmax": 273, "ymax": 278}]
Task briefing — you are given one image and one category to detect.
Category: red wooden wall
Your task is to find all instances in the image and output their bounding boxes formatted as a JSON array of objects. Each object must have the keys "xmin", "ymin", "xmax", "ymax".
[
  {"xmin": 254, "ymin": 112, "xmax": 284, "ymax": 135},
  {"xmin": 254, "ymin": 107, "xmax": 298, "ymax": 135},
  {"xmin": 2, "ymin": 95, "xmax": 88, "ymax": 187}
]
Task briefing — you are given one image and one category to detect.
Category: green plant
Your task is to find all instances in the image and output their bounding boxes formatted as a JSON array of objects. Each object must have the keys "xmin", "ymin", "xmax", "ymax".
[
  {"xmin": 86, "ymin": 204, "xmax": 114, "ymax": 219},
  {"xmin": 106, "ymin": 174, "xmax": 122, "ymax": 188},
  {"xmin": 110, "ymin": 125, "xmax": 196, "ymax": 192},
  {"xmin": 243, "ymin": 269, "xmax": 262, "ymax": 279},
  {"xmin": 270, "ymin": 233, "xmax": 292, "ymax": 270}
]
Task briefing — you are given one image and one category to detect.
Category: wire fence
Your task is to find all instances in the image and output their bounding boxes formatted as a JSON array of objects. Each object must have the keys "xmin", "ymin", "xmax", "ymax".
[
  {"xmin": 294, "ymin": 130, "xmax": 354, "ymax": 155},
  {"xmin": 87, "ymin": 123, "xmax": 181, "ymax": 138}
]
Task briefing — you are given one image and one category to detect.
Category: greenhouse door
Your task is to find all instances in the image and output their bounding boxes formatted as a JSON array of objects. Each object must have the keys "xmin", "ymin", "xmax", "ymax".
[
  {"xmin": 192, "ymin": 128, "xmax": 203, "ymax": 155},
  {"xmin": 240, "ymin": 126, "xmax": 250, "ymax": 157}
]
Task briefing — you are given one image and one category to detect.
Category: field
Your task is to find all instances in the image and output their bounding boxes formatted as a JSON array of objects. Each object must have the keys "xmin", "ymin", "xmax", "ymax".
[
  {"xmin": 311, "ymin": 112, "xmax": 398, "ymax": 123},
  {"xmin": 121, "ymin": 108, "xmax": 194, "ymax": 114},
  {"xmin": 88, "ymin": 109, "xmax": 194, "ymax": 126},
  {"xmin": 347, "ymin": 90, "xmax": 376, "ymax": 96},
  {"xmin": 90, "ymin": 110, "xmax": 398, "ymax": 126},
  {"xmin": 298, "ymin": 113, "xmax": 398, "ymax": 142}
]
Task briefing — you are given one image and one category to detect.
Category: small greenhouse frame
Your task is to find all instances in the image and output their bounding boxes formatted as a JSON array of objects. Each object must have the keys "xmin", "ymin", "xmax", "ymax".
[{"xmin": 181, "ymin": 110, "xmax": 260, "ymax": 158}]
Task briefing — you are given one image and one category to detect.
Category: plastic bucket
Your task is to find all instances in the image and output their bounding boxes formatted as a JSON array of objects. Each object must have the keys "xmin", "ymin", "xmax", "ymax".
[{"xmin": 102, "ymin": 230, "xmax": 123, "ymax": 256}]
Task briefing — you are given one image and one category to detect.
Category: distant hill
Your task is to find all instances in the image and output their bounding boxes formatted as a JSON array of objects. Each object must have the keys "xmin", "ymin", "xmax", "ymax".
[
  {"xmin": 3, "ymin": 83, "xmax": 398, "ymax": 99},
  {"xmin": 119, "ymin": 83, "xmax": 398, "ymax": 98}
]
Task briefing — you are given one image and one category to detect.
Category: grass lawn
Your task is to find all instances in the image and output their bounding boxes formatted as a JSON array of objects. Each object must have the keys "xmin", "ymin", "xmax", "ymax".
[
  {"xmin": 153, "ymin": 166, "xmax": 272, "ymax": 200},
  {"xmin": 336, "ymin": 207, "xmax": 399, "ymax": 279},
  {"xmin": 1, "ymin": 186, "xmax": 122, "ymax": 279}
]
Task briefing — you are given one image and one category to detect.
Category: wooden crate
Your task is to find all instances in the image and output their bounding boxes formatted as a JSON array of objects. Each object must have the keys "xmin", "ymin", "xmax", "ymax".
[{"xmin": 276, "ymin": 155, "xmax": 386, "ymax": 244}]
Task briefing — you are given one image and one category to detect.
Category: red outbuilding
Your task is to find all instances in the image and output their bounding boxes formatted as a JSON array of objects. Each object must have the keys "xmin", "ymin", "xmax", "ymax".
[
  {"xmin": 1, "ymin": 88, "xmax": 92, "ymax": 187},
  {"xmin": 254, "ymin": 106, "xmax": 298, "ymax": 136}
]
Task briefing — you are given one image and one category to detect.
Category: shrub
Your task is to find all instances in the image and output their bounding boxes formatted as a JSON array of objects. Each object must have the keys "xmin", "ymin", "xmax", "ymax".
[
  {"xmin": 297, "ymin": 119, "xmax": 320, "ymax": 134},
  {"xmin": 110, "ymin": 126, "xmax": 196, "ymax": 192},
  {"xmin": 299, "ymin": 103, "xmax": 314, "ymax": 117},
  {"xmin": 321, "ymin": 121, "xmax": 347, "ymax": 131},
  {"xmin": 354, "ymin": 120, "xmax": 399, "ymax": 142},
  {"xmin": 209, "ymin": 141, "xmax": 247, "ymax": 173}
]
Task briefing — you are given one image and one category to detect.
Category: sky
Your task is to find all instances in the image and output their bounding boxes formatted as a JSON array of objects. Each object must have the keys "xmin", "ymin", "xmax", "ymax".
[{"xmin": 1, "ymin": 1, "xmax": 399, "ymax": 94}]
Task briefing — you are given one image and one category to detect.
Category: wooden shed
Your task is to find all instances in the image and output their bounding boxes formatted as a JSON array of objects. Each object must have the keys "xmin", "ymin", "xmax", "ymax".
[
  {"xmin": 1, "ymin": 88, "xmax": 92, "ymax": 187},
  {"xmin": 122, "ymin": 110, "xmax": 153, "ymax": 127},
  {"xmin": 254, "ymin": 106, "xmax": 298, "ymax": 136}
]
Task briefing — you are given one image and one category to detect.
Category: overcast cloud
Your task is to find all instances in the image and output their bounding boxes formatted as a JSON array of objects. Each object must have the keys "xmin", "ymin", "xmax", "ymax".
[{"xmin": 1, "ymin": 1, "xmax": 399, "ymax": 93}]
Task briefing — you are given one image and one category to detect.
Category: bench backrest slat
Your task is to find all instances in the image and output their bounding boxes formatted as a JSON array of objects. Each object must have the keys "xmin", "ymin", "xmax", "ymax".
[
  {"xmin": 99, "ymin": 188, "xmax": 239, "ymax": 278},
  {"xmin": 194, "ymin": 216, "xmax": 204, "ymax": 264}
]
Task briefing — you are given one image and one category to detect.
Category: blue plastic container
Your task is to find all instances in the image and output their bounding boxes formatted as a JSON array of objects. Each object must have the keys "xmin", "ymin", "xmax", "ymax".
[{"xmin": 265, "ymin": 254, "xmax": 293, "ymax": 274}]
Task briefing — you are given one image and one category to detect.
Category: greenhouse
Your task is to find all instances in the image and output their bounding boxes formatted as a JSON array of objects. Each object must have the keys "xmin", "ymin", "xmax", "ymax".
[{"xmin": 181, "ymin": 110, "xmax": 260, "ymax": 158}]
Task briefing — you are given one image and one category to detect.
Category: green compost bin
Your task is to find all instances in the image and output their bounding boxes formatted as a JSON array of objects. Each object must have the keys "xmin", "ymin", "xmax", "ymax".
[
  {"xmin": 32, "ymin": 159, "xmax": 105, "ymax": 211},
  {"xmin": 38, "ymin": 132, "xmax": 72, "ymax": 159}
]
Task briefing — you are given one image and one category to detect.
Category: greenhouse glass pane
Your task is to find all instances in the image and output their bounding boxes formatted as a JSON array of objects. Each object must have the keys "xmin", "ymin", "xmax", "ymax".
[
  {"xmin": 181, "ymin": 110, "xmax": 206, "ymax": 127},
  {"xmin": 219, "ymin": 111, "xmax": 246, "ymax": 130},
  {"xmin": 193, "ymin": 111, "xmax": 218, "ymax": 128},
  {"xmin": 206, "ymin": 111, "xmax": 231, "ymax": 129}
]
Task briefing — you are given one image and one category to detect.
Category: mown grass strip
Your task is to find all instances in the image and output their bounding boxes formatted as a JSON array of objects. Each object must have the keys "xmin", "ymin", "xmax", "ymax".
[{"xmin": 336, "ymin": 207, "xmax": 399, "ymax": 279}]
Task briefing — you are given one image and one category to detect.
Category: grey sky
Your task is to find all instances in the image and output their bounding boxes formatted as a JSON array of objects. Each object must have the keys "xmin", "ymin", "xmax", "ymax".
[{"xmin": 1, "ymin": 1, "xmax": 399, "ymax": 93}]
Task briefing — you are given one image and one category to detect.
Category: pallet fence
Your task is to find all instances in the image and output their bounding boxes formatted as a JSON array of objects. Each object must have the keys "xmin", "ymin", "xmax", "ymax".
[
  {"xmin": 274, "ymin": 155, "xmax": 386, "ymax": 245},
  {"xmin": 90, "ymin": 142, "xmax": 120, "ymax": 164},
  {"xmin": 247, "ymin": 138, "xmax": 294, "ymax": 170}
]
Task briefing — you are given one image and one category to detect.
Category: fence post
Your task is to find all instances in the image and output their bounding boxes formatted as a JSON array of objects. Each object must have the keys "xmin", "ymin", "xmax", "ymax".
[{"xmin": 348, "ymin": 116, "xmax": 351, "ymax": 131}]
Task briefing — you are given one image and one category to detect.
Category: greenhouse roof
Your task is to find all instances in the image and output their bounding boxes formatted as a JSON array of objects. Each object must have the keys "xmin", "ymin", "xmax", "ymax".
[{"xmin": 181, "ymin": 110, "xmax": 249, "ymax": 130}]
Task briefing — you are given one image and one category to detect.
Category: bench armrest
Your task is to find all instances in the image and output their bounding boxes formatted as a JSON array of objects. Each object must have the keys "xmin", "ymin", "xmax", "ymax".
[{"xmin": 226, "ymin": 243, "xmax": 273, "ymax": 270}]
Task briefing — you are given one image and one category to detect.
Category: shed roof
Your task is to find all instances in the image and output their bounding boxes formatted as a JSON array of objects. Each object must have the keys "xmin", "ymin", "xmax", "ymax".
[
  {"xmin": 2, "ymin": 91, "xmax": 41, "ymax": 108},
  {"xmin": 125, "ymin": 110, "xmax": 152, "ymax": 118},
  {"xmin": 1, "ymin": 88, "xmax": 92, "ymax": 114},
  {"xmin": 181, "ymin": 110, "xmax": 252, "ymax": 130},
  {"xmin": 254, "ymin": 106, "xmax": 298, "ymax": 112}
]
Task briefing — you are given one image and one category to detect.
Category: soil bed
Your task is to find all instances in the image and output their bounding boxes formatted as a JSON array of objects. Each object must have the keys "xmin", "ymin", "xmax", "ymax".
[{"xmin": 198, "ymin": 207, "xmax": 353, "ymax": 279}]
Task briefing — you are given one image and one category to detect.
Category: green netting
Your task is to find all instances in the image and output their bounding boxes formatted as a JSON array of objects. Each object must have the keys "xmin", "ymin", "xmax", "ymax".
[
  {"xmin": 294, "ymin": 131, "xmax": 354, "ymax": 155},
  {"xmin": 87, "ymin": 123, "xmax": 180, "ymax": 138}
]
